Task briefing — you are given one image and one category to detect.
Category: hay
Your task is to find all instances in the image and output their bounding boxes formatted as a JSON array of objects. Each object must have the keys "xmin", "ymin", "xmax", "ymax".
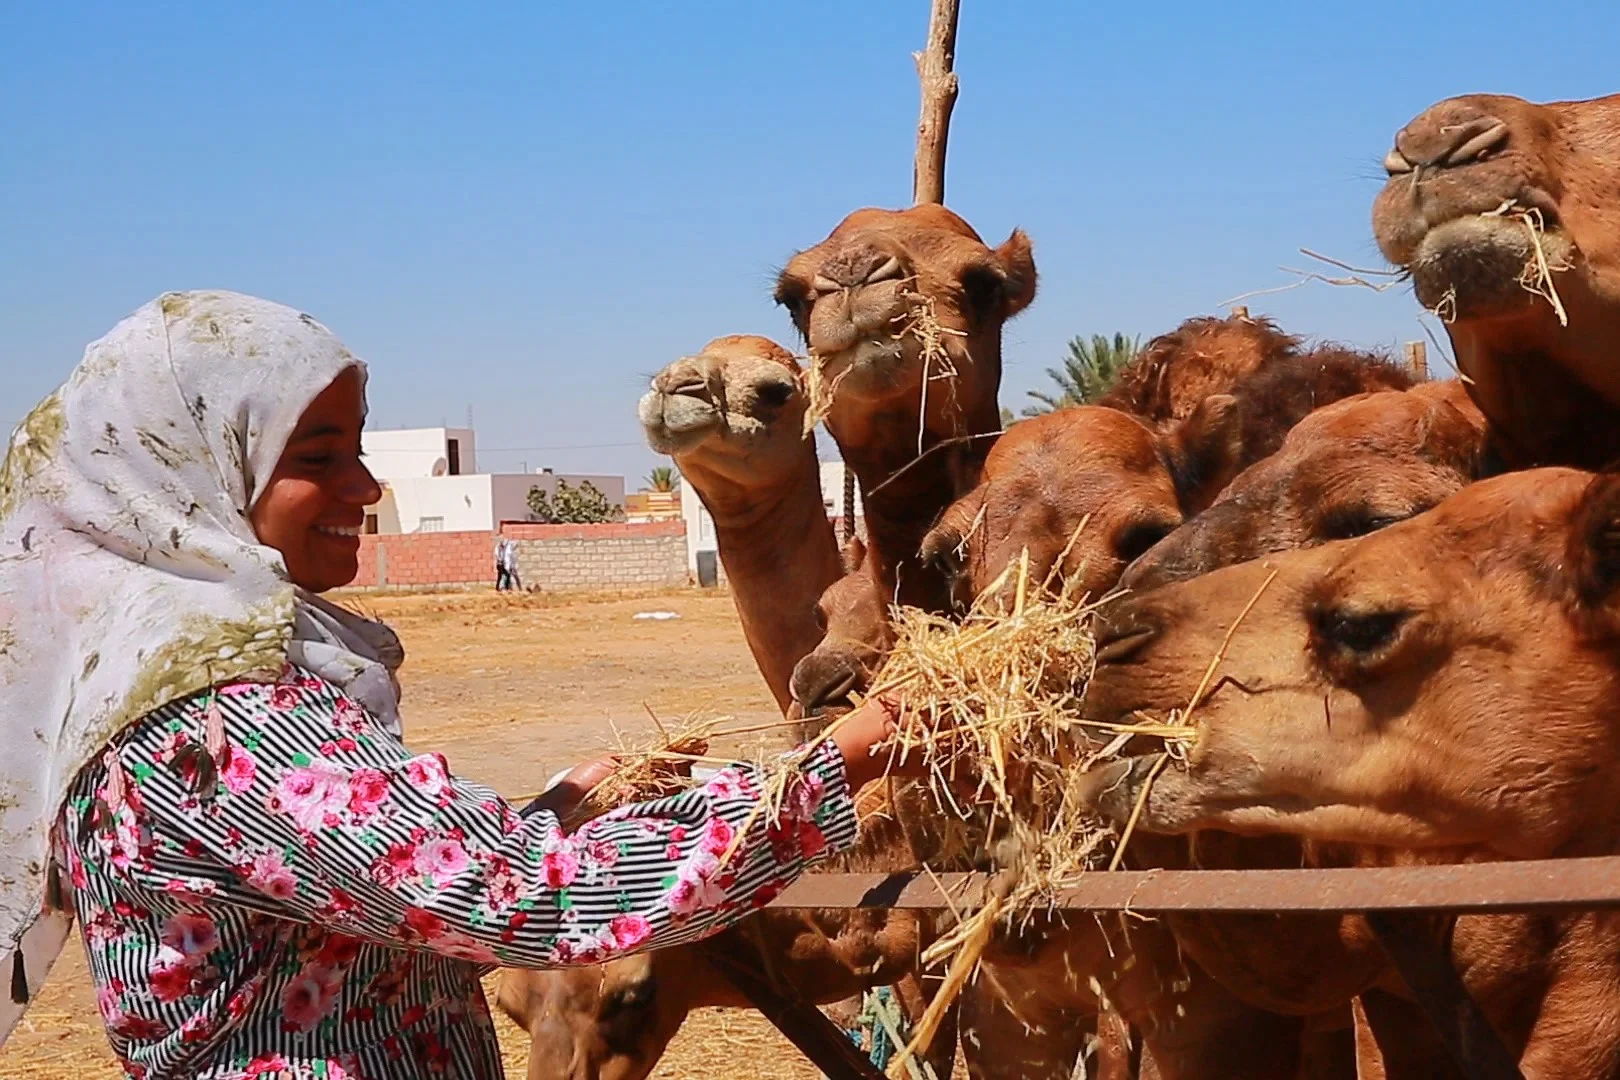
[
  {"xmin": 1495, "ymin": 203, "xmax": 1572, "ymax": 327},
  {"xmin": 800, "ymin": 288, "xmax": 964, "ymax": 441},
  {"xmin": 550, "ymin": 710, "xmax": 723, "ymax": 831}
]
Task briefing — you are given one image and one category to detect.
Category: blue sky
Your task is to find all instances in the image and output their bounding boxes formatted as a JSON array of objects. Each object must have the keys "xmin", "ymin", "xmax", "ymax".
[{"xmin": 5, "ymin": 2, "xmax": 1618, "ymax": 484}]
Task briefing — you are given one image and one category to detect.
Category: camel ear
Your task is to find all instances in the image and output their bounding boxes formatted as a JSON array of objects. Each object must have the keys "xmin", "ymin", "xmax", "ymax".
[
  {"xmin": 1165, "ymin": 394, "xmax": 1243, "ymax": 512},
  {"xmin": 993, "ymin": 229, "xmax": 1037, "ymax": 319},
  {"xmin": 1570, "ymin": 473, "xmax": 1620, "ymax": 614}
]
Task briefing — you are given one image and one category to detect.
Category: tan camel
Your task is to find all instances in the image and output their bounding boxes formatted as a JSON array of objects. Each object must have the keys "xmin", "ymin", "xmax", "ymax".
[
  {"xmin": 1082, "ymin": 467, "xmax": 1620, "ymax": 1076},
  {"xmin": 636, "ymin": 334, "xmax": 843, "ymax": 711},
  {"xmin": 1098, "ymin": 313, "xmax": 1302, "ymax": 423},
  {"xmin": 1373, "ymin": 92, "xmax": 1620, "ymax": 468}
]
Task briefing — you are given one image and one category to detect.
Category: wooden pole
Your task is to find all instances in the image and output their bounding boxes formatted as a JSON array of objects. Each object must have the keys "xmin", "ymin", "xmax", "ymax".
[
  {"xmin": 1405, "ymin": 341, "xmax": 1428, "ymax": 380},
  {"xmin": 842, "ymin": 465, "xmax": 858, "ymax": 544},
  {"xmin": 912, "ymin": 0, "xmax": 961, "ymax": 205}
]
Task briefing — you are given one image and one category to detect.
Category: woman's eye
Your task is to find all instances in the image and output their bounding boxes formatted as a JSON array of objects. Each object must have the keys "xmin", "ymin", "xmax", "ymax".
[{"xmin": 296, "ymin": 454, "xmax": 333, "ymax": 470}]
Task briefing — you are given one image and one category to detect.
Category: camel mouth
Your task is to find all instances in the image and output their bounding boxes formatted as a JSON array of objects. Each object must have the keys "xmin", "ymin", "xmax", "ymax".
[
  {"xmin": 810, "ymin": 336, "xmax": 914, "ymax": 401},
  {"xmin": 792, "ymin": 665, "xmax": 862, "ymax": 715},
  {"xmin": 1073, "ymin": 755, "xmax": 1154, "ymax": 826},
  {"xmin": 637, "ymin": 389, "xmax": 722, "ymax": 455},
  {"xmin": 1407, "ymin": 212, "xmax": 1576, "ymax": 321},
  {"xmin": 1374, "ymin": 179, "xmax": 1577, "ymax": 322}
]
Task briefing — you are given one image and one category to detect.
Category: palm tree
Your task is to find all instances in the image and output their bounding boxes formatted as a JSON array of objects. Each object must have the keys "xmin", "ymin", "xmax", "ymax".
[
  {"xmin": 644, "ymin": 466, "xmax": 679, "ymax": 493},
  {"xmin": 1022, "ymin": 333, "xmax": 1141, "ymax": 416}
]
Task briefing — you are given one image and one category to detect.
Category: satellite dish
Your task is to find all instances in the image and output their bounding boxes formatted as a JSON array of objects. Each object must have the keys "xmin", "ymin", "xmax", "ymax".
[{"xmin": 431, "ymin": 457, "xmax": 448, "ymax": 477}]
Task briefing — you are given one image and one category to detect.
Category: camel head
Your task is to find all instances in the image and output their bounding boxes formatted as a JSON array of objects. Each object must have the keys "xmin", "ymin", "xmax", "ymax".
[
  {"xmin": 1123, "ymin": 381, "xmax": 1487, "ymax": 592},
  {"xmin": 1372, "ymin": 92, "xmax": 1620, "ymax": 467},
  {"xmin": 789, "ymin": 537, "xmax": 893, "ymax": 720},
  {"xmin": 498, "ymin": 953, "xmax": 692, "ymax": 1080},
  {"xmin": 1097, "ymin": 314, "xmax": 1301, "ymax": 424},
  {"xmin": 774, "ymin": 205, "xmax": 1035, "ymax": 446},
  {"xmin": 917, "ymin": 402, "xmax": 1244, "ymax": 610},
  {"xmin": 637, "ymin": 335, "xmax": 810, "ymax": 515},
  {"xmin": 1082, "ymin": 468, "xmax": 1620, "ymax": 859}
]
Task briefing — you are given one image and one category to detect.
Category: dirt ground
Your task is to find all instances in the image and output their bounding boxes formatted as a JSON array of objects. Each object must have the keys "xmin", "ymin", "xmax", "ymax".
[{"xmin": 1, "ymin": 588, "xmax": 825, "ymax": 1080}]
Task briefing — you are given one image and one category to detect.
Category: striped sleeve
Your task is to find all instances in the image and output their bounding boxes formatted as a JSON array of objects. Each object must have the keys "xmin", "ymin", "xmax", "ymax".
[{"xmin": 103, "ymin": 670, "xmax": 859, "ymax": 969}]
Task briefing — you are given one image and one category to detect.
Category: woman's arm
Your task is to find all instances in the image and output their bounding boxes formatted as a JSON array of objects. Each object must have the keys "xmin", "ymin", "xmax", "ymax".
[{"xmin": 71, "ymin": 670, "xmax": 872, "ymax": 969}]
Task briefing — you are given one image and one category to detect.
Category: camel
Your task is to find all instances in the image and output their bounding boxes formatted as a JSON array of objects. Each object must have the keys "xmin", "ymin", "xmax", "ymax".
[
  {"xmin": 1081, "ymin": 467, "xmax": 1620, "ymax": 1076},
  {"xmin": 907, "ymin": 336, "xmax": 1418, "ymax": 1079},
  {"xmin": 1373, "ymin": 92, "xmax": 1620, "ymax": 469},
  {"xmin": 635, "ymin": 335, "xmax": 844, "ymax": 711},
  {"xmin": 1122, "ymin": 380, "xmax": 1487, "ymax": 591},
  {"xmin": 919, "ymin": 341, "xmax": 1414, "ymax": 612},
  {"xmin": 779, "ymin": 205, "xmax": 1035, "ymax": 716},
  {"xmin": 1097, "ymin": 313, "xmax": 1301, "ymax": 424}
]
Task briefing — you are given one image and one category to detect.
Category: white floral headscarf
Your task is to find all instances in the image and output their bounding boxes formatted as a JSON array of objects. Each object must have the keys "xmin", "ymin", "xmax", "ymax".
[{"xmin": 0, "ymin": 291, "xmax": 407, "ymax": 1043}]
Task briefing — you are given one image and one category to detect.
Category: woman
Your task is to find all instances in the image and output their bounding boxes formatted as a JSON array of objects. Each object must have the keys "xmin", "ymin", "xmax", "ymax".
[{"xmin": 0, "ymin": 291, "xmax": 913, "ymax": 1078}]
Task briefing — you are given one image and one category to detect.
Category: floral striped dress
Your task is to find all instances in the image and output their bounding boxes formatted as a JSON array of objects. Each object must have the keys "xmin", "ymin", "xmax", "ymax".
[{"xmin": 59, "ymin": 666, "xmax": 857, "ymax": 1079}]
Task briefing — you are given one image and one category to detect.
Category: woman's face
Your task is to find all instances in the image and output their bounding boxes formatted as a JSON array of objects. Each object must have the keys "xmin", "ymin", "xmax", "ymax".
[{"xmin": 249, "ymin": 368, "xmax": 382, "ymax": 592}]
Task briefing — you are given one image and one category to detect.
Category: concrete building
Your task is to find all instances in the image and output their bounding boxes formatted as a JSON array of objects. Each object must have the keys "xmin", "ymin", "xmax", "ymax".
[
  {"xmin": 360, "ymin": 427, "xmax": 624, "ymax": 534},
  {"xmin": 362, "ymin": 427, "xmax": 477, "ymax": 480}
]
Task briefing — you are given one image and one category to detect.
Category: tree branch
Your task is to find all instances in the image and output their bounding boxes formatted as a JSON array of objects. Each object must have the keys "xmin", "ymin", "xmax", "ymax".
[{"xmin": 912, "ymin": 0, "xmax": 961, "ymax": 205}]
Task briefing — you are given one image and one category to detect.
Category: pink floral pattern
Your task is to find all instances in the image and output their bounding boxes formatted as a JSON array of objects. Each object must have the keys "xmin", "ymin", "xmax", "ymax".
[{"xmin": 62, "ymin": 667, "xmax": 857, "ymax": 1078}]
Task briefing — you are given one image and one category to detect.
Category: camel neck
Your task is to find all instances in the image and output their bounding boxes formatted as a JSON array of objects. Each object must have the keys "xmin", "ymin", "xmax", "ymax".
[{"xmin": 699, "ymin": 455, "xmax": 843, "ymax": 713}]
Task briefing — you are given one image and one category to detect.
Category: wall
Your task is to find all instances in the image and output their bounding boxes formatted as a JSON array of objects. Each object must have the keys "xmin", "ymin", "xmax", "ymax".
[
  {"xmin": 503, "ymin": 521, "xmax": 687, "ymax": 592},
  {"xmin": 351, "ymin": 530, "xmax": 495, "ymax": 589},
  {"xmin": 347, "ymin": 521, "xmax": 689, "ymax": 592}
]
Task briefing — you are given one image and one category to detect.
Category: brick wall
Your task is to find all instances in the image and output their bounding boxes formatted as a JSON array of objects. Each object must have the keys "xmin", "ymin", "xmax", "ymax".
[
  {"xmin": 346, "ymin": 521, "xmax": 688, "ymax": 592},
  {"xmin": 503, "ymin": 521, "xmax": 688, "ymax": 592},
  {"xmin": 352, "ymin": 531, "xmax": 495, "ymax": 590}
]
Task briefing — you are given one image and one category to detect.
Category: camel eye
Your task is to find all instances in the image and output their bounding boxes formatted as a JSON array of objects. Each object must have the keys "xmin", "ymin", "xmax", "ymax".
[
  {"xmin": 1316, "ymin": 506, "xmax": 1405, "ymax": 542},
  {"xmin": 1313, "ymin": 607, "xmax": 1409, "ymax": 657},
  {"xmin": 1114, "ymin": 520, "xmax": 1176, "ymax": 564},
  {"xmin": 756, "ymin": 380, "xmax": 794, "ymax": 408}
]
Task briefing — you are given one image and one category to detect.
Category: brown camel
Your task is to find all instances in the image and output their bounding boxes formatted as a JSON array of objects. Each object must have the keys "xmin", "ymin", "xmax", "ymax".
[
  {"xmin": 636, "ymin": 335, "xmax": 843, "ymax": 711},
  {"xmin": 920, "ymin": 340, "xmax": 1414, "ymax": 611},
  {"xmin": 1097, "ymin": 313, "xmax": 1300, "ymax": 424},
  {"xmin": 924, "ymin": 338, "xmax": 1418, "ymax": 1080},
  {"xmin": 1123, "ymin": 379, "xmax": 1486, "ymax": 591},
  {"xmin": 1082, "ymin": 467, "xmax": 1620, "ymax": 1076},
  {"xmin": 779, "ymin": 205, "xmax": 1035, "ymax": 716},
  {"xmin": 1373, "ymin": 92, "xmax": 1620, "ymax": 469}
]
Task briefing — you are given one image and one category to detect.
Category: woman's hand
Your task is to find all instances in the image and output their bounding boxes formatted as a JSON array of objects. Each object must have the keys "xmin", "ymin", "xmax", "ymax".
[
  {"xmin": 830, "ymin": 693, "xmax": 925, "ymax": 792},
  {"xmin": 528, "ymin": 756, "xmax": 618, "ymax": 818}
]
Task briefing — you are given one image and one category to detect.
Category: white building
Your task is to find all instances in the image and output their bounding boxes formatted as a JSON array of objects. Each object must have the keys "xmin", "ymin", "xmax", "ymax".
[
  {"xmin": 679, "ymin": 458, "xmax": 860, "ymax": 579},
  {"xmin": 361, "ymin": 427, "xmax": 623, "ymax": 534},
  {"xmin": 362, "ymin": 427, "xmax": 477, "ymax": 480}
]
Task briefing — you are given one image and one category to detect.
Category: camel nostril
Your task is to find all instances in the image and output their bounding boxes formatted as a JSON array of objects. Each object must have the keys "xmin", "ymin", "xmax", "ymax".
[
  {"xmin": 813, "ymin": 274, "xmax": 842, "ymax": 295},
  {"xmin": 865, "ymin": 255, "xmax": 904, "ymax": 285},
  {"xmin": 1094, "ymin": 608, "xmax": 1163, "ymax": 665},
  {"xmin": 1383, "ymin": 147, "xmax": 1415, "ymax": 176},
  {"xmin": 1437, "ymin": 118, "xmax": 1508, "ymax": 167}
]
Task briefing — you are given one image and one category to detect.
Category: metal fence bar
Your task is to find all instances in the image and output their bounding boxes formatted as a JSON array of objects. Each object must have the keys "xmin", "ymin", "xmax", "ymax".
[{"xmin": 767, "ymin": 856, "xmax": 1620, "ymax": 914}]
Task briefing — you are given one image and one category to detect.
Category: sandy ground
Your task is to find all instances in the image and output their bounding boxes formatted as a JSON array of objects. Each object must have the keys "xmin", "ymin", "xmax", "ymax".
[{"xmin": 1, "ymin": 588, "xmax": 825, "ymax": 1080}]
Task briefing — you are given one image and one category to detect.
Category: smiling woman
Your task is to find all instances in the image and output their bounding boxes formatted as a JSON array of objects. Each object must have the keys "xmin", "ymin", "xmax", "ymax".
[
  {"xmin": 246, "ymin": 369, "xmax": 382, "ymax": 593},
  {"xmin": 0, "ymin": 290, "xmax": 920, "ymax": 1080}
]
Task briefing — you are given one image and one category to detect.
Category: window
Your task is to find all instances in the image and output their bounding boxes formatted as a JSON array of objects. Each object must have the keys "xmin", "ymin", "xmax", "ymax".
[
  {"xmin": 446, "ymin": 438, "xmax": 461, "ymax": 476},
  {"xmin": 364, "ymin": 514, "xmax": 379, "ymax": 535},
  {"xmin": 418, "ymin": 517, "xmax": 444, "ymax": 533}
]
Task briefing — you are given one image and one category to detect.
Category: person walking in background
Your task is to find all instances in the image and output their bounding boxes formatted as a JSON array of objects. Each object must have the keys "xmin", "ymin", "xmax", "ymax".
[
  {"xmin": 494, "ymin": 536, "xmax": 513, "ymax": 591},
  {"xmin": 501, "ymin": 534, "xmax": 523, "ymax": 592}
]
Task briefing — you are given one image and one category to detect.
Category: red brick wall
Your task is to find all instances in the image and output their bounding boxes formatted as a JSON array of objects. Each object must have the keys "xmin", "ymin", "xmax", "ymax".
[
  {"xmin": 346, "ymin": 521, "xmax": 689, "ymax": 591},
  {"xmin": 351, "ymin": 530, "xmax": 496, "ymax": 589}
]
